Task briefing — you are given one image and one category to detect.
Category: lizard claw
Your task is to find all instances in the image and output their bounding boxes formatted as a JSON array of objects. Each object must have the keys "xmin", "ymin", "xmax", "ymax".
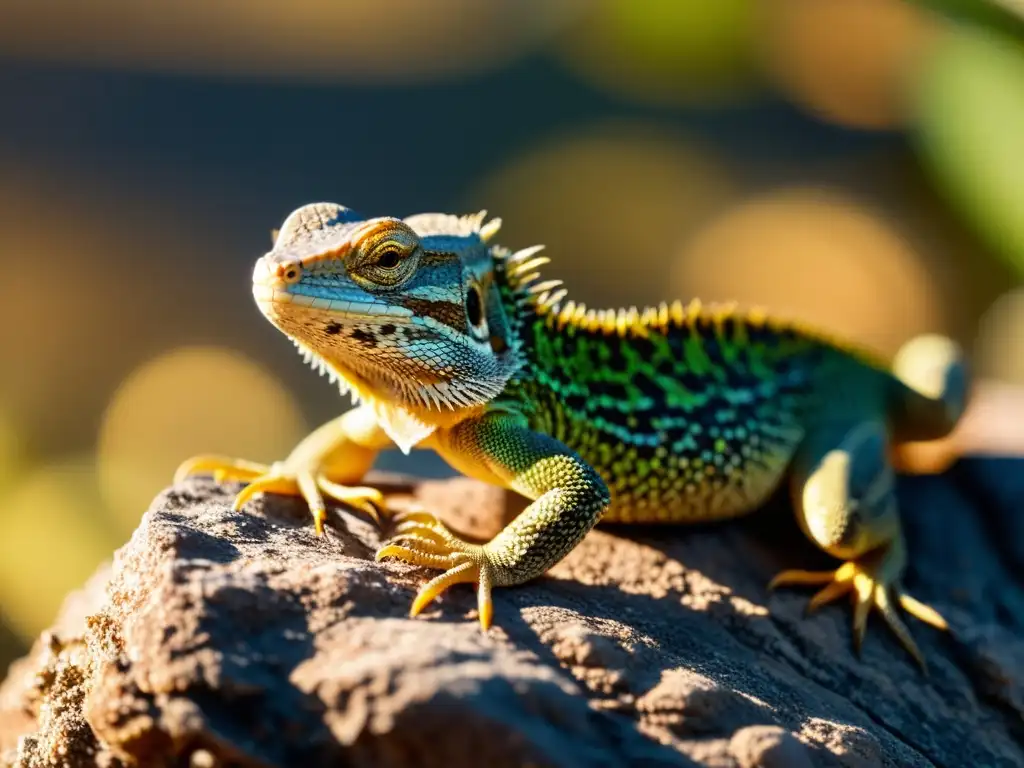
[
  {"xmin": 376, "ymin": 510, "xmax": 495, "ymax": 630},
  {"xmin": 174, "ymin": 454, "xmax": 270, "ymax": 485},
  {"xmin": 175, "ymin": 454, "xmax": 384, "ymax": 532},
  {"xmin": 769, "ymin": 554, "xmax": 948, "ymax": 673}
]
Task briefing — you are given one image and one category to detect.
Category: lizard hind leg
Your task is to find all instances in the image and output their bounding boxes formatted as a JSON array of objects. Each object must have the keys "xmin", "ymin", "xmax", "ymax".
[{"xmin": 769, "ymin": 420, "xmax": 948, "ymax": 672}]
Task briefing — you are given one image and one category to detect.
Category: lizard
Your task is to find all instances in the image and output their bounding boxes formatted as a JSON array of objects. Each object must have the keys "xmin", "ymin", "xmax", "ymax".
[{"xmin": 175, "ymin": 202, "xmax": 969, "ymax": 672}]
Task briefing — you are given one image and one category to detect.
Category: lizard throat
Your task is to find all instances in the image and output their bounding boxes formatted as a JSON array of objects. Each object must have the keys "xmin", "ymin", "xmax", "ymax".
[
  {"xmin": 253, "ymin": 287, "xmax": 514, "ymax": 416},
  {"xmin": 285, "ymin": 335, "xmax": 491, "ymax": 452},
  {"xmin": 288, "ymin": 335, "xmax": 502, "ymax": 412}
]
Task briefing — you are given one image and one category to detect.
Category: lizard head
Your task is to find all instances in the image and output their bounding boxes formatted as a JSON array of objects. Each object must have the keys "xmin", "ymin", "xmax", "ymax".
[{"xmin": 251, "ymin": 202, "xmax": 521, "ymax": 452}]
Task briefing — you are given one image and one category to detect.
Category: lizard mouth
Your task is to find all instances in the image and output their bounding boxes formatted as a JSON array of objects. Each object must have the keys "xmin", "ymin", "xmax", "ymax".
[
  {"xmin": 249, "ymin": 256, "xmax": 512, "ymax": 414},
  {"xmin": 251, "ymin": 281, "xmax": 414, "ymax": 322},
  {"xmin": 251, "ymin": 274, "xmax": 491, "ymax": 414}
]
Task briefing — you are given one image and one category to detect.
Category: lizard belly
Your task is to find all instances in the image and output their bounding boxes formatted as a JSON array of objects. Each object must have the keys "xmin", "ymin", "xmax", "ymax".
[
  {"xmin": 599, "ymin": 460, "xmax": 791, "ymax": 524},
  {"xmin": 571, "ymin": 419, "xmax": 804, "ymax": 525}
]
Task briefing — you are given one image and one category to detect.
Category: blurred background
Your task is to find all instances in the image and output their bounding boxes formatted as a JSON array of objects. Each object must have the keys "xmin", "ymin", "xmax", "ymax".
[{"xmin": 1, "ymin": 0, "xmax": 1023, "ymax": 668}]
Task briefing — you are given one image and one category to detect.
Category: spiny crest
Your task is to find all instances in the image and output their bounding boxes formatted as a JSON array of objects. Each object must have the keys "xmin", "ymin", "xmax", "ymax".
[
  {"xmin": 548, "ymin": 298, "xmax": 738, "ymax": 339},
  {"xmin": 498, "ymin": 243, "xmax": 730, "ymax": 337},
  {"xmin": 543, "ymin": 294, "xmax": 874, "ymax": 355},
  {"xmin": 498, "ymin": 243, "xmax": 671, "ymax": 334},
  {"xmin": 498, "ymin": 243, "xmax": 569, "ymax": 313},
  {"xmin": 497, "ymin": 240, "xmax": 888, "ymax": 365},
  {"xmin": 402, "ymin": 209, "xmax": 503, "ymax": 242}
]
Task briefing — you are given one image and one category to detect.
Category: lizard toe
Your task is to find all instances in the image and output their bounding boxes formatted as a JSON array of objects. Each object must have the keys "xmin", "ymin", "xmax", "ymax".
[
  {"xmin": 180, "ymin": 458, "xmax": 383, "ymax": 536},
  {"xmin": 316, "ymin": 476, "xmax": 384, "ymax": 525},
  {"xmin": 376, "ymin": 520, "xmax": 497, "ymax": 630},
  {"xmin": 769, "ymin": 555, "xmax": 948, "ymax": 673},
  {"xmin": 173, "ymin": 454, "xmax": 271, "ymax": 485}
]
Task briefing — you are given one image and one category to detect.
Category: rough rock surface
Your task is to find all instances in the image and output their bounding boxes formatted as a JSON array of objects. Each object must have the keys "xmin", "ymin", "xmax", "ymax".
[{"xmin": 1, "ymin": 460, "xmax": 1023, "ymax": 767}]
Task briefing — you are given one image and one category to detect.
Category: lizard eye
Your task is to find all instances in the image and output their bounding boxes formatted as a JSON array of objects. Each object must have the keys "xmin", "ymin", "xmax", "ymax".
[
  {"xmin": 281, "ymin": 263, "xmax": 302, "ymax": 284},
  {"xmin": 350, "ymin": 221, "xmax": 421, "ymax": 290},
  {"xmin": 376, "ymin": 247, "xmax": 402, "ymax": 270}
]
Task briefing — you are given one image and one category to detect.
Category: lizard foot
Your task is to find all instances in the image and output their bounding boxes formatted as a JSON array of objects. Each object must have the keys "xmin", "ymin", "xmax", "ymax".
[
  {"xmin": 375, "ymin": 509, "xmax": 495, "ymax": 630},
  {"xmin": 768, "ymin": 550, "xmax": 948, "ymax": 672},
  {"xmin": 174, "ymin": 454, "xmax": 384, "ymax": 534}
]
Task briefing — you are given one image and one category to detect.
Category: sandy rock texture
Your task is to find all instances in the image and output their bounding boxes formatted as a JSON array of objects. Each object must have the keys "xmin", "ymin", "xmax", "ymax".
[{"xmin": 0, "ymin": 461, "xmax": 1022, "ymax": 767}]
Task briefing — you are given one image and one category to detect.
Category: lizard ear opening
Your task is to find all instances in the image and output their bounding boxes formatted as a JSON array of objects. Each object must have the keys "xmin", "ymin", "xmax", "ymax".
[
  {"xmin": 466, "ymin": 283, "xmax": 484, "ymax": 325},
  {"xmin": 466, "ymin": 282, "xmax": 489, "ymax": 341}
]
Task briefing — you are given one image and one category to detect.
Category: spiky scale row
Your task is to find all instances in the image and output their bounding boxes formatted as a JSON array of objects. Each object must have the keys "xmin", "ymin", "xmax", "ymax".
[
  {"xmin": 498, "ymin": 243, "xmax": 749, "ymax": 343},
  {"xmin": 492, "ymin": 235, "xmax": 895, "ymax": 379}
]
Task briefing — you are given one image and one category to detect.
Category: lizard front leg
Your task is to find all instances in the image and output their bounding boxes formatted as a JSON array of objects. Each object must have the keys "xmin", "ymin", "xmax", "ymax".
[
  {"xmin": 175, "ymin": 404, "xmax": 391, "ymax": 534},
  {"xmin": 376, "ymin": 412, "xmax": 610, "ymax": 630},
  {"xmin": 769, "ymin": 420, "xmax": 948, "ymax": 671}
]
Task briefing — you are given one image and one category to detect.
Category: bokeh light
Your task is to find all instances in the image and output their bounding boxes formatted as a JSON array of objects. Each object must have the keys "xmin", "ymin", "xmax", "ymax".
[
  {"xmin": 0, "ymin": 457, "xmax": 118, "ymax": 639},
  {"xmin": 758, "ymin": 0, "xmax": 943, "ymax": 129},
  {"xmin": 0, "ymin": 0, "xmax": 588, "ymax": 82},
  {"xmin": 0, "ymin": 166, "xmax": 134, "ymax": 448},
  {"xmin": 472, "ymin": 122, "xmax": 737, "ymax": 307},
  {"xmin": 96, "ymin": 346, "xmax": 307, "ymax": 533},
  {"xmin": 974, "ymin": 288, "xmax": 1024, "ymax": 384},
  {"xmin": 0, "ymin": 161, "xmax": 263, "ymax": 457},
  {"xmin": 671, "ymin": 187, "xmax": 946, "ymax": 354},
  {"xmin": 0, "ymin": 410, "xmax": 21, "ymax": 495},
  {"xmin": 557, "ymin": 0, "xmax": 757, "ymax": 106}
]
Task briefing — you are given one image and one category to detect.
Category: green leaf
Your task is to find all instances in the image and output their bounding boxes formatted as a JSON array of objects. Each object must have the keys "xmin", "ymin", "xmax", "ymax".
[{"xmin": 908, "ymin": 0, "xmax": 1024, "ymax": 40}]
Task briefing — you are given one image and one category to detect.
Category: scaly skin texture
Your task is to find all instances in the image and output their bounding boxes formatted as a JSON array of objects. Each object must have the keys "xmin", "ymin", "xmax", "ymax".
[{"xmin": 176, "ymin": 203, "xmax": 969, "ymax": 672}]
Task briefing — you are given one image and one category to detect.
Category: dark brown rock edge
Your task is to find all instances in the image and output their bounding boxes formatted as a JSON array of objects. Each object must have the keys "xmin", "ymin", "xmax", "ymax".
[{"xmin": 1, "ymin": 462, "xmax": 1023, "ymax": 767}]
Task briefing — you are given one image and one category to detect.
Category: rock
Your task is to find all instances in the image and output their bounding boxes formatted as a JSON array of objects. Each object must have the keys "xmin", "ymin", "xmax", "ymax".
[
  {"xmin": 729, "ymin": 725, "xmax": 813, "ymax": 768},
  {"xmin": 1, "ymin": 461, "xmax": 1023, "ymax": 767}
]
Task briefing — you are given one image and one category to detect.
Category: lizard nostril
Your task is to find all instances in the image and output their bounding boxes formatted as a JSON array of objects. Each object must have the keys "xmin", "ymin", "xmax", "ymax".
[{"xmin": 281, "ymin": 263, "xmax": 302, "ymax": 284}]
